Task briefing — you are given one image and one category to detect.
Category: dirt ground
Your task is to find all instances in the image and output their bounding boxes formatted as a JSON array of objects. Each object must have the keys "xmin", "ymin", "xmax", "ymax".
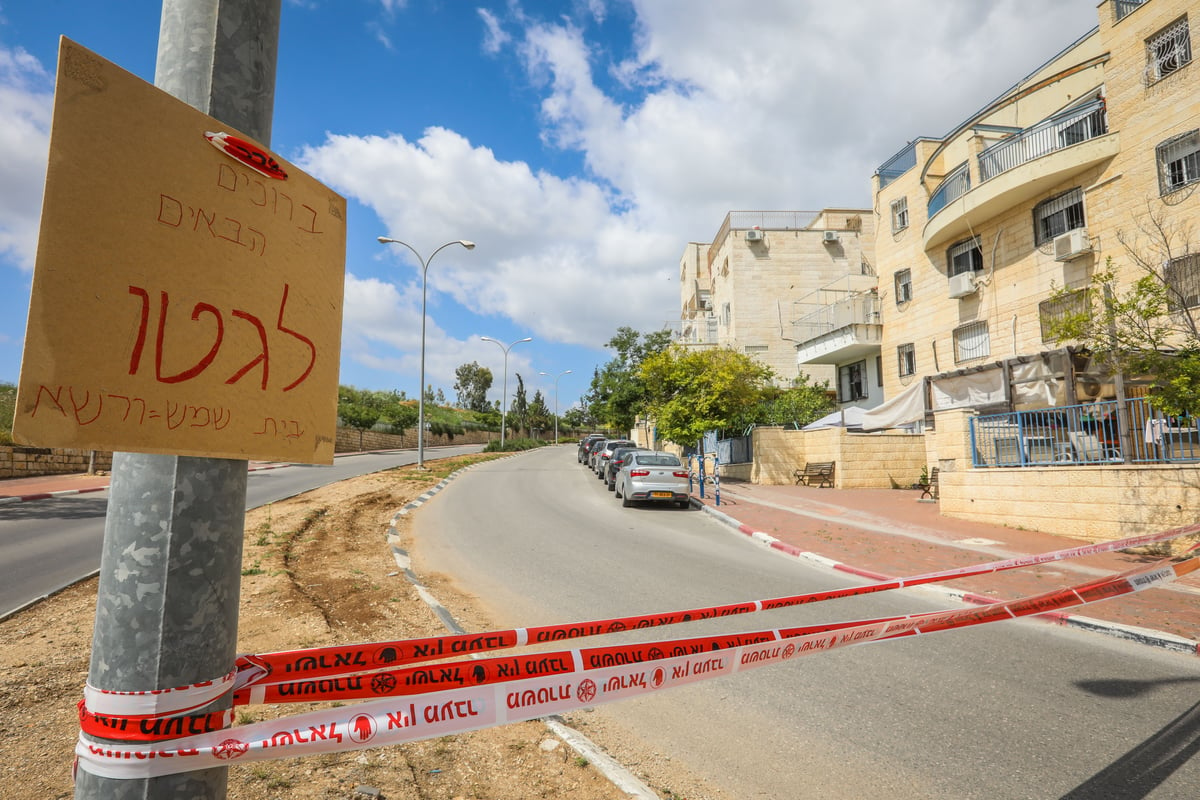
[{"xmin": 0, "ymin": 454, "xmax": 711, "ymax": 800}]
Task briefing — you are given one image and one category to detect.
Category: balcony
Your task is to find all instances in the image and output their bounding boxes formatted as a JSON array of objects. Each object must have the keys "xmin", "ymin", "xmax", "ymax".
[
  {"xmin": 793, "ymin": 291, "xmax": 882, "ymax": 365},
  {"xmin": 924, "ymin": 101, "xmax": 1119, "ymax": 250},
  {"xmin": 977, "ymin": 99, "xmax": 1107, "ymax": 182}
]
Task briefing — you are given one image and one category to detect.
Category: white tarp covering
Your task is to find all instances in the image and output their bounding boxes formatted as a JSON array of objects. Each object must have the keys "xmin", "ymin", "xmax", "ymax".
[
  {"xmin": 803, "ymin": 406, "xmax": 867, "ymax": 431},
  {"xmin": 1010, "ymin": 358, "xmax": 1061, "ymax": 407},
  {"xmin": 930, "ymin": 368, "xmax": 1005, "ymax": 410},
  {"xmin": 860, "ymin": 381, "xmax": 926, "ymax": 431}
]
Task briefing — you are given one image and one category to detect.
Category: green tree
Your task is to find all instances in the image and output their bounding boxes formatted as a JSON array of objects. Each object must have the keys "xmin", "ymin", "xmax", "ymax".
[
  {"xmin": 453, "ymin": 361, "xmax": 493, "ymax": 411},
  {"xmin": 509, "ymin": 373, "xmax": 529, "ymax": 436},
  {"xmin": 528, "ymin": 389, "xmax": 552, "ymax": 435},
  {"xmin": 380, "ymin": 401, "xmax": 418, "ymax": 433},
  {"xmin": 1044, "ymin": 210, "xmax": 1200, "ymax": 415},
  {"xmin": 587, "ymin": 326, "xmax": 673, "ymax": 431},
  {"xmin": 640, "ymin": 346, "xmax": 774, "ymax": 445},
  {"xmin": 733, "ymin": 374, "xmax": 835, "ymax": 430}
]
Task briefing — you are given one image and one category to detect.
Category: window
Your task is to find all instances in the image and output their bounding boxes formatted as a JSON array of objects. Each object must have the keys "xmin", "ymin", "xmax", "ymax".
[
  {"xmin": 722, "ymin": 302, "xmax": 731, "ymax": 327},
  {"xmin": 744, "ymin": 345, "xmax": 768, "ymax": 354},
  {"xmin": 1033, "ymin": 188, "xmax": 1085, "ymax": 245},
  {"xmin": 838, "ymin": 361, "xmax": 867, "ymax": 402},
  {"xmin": 1164, "ymin": 253, "xmax": 1200, "ymax": 311},
  {"xmin": 890, "ymin": 197, "xmax": 909, "ymax": 233},
  {"xmin": 876, "ymin": 356, "xmax": 884, "ymax": 386},
  {"xmin": 947, "ymin": 236, "xmax": 983, "ymax": 277},
  {"xmin": 897, "ymin": 343, "xmax": 916, "ymax": 377},
  {"xmin": 1146, "ymin": 16, "xmax": 1192, "ymax": 83},
  {"xmin": 952, "ymin": 321, "xmax": 990, "ymax": 363},
  {"xmin": 1157, "ymin": 130, "xmax": 1200, "ymax": 195},
  {"xmin": 1115, "ymin": 0, "xmax": 1147, "ymax": 22},
  {"xmin": 894, "ymin": 269, "xmax": 913, "ymax": 303},
  {"xmin": 1039, "ymin": 290, "xmax": 1089, "ymax": 342}
]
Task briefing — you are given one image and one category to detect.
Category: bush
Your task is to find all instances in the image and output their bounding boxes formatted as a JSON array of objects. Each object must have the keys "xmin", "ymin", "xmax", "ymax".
[
  {"xmin": 0, "ymin": 382, "xmax": 14, "ymax": 445},
  {"xmin": 483, "ymin": 437, "xmax": 548, "ymax": 453}
]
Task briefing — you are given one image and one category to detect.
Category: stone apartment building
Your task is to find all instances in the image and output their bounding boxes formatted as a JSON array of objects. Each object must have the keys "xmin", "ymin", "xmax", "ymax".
[
  {"xmin": 870, "ymin": 0, "xmax": 1199, "ymax": 424},
  {"xmin": 677, "ymin": 209, "xmax": 876, "ymax": 393}
]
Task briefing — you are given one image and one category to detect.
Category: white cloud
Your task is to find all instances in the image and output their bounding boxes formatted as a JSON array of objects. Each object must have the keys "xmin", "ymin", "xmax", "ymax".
[
  {"xmin": 0, "ymin": 45, "xmax": 52, "ymax": 272},
  {"xmin": 478, "ymin": 8, "xmax": 511, "ymax": 55},
  {"xmin": 303, "ymin": 0, "xmax": 1102, "ymax": 389}
]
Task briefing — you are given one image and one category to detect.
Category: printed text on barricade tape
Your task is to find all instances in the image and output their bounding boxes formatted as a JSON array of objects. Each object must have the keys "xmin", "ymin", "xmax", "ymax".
[
  {"xmin": 222, "ymin": 523, "xmax": 1200, "ymax": 688},
  {"xmin": 74, "ymin": 553, "xmax": 1199, "ymax": 779}
]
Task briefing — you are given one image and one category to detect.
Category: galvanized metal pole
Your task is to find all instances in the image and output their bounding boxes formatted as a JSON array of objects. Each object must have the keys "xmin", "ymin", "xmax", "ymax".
[{"xmin": 74, "ymin": 2, "xmax": 280, "ymax": 798}]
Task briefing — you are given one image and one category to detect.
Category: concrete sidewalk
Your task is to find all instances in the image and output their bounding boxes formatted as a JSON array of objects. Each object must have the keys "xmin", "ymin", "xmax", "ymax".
[
  {"xmin": 689, "ymin": 480, "xmax": 1200, "ymax": 654},
  {"xmin": 4, "ymin": 466, "xmax": 1198, "ymax": 654}
]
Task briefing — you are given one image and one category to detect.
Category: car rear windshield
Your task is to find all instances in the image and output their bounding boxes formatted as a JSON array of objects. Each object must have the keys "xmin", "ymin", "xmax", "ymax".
[{"xmin": 635, "ymin": 454, "xmax": 681, "ymax": 467}]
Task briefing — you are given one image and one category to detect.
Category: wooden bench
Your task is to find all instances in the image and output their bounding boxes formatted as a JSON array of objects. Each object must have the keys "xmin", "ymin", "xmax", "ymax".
[
  {"xmin": 919, "ymin": 467, "xmax": 940, "ymax": 500},
  {"xmin": 794, "ymin": 461, "xmax": 835, "ymax": 488}
]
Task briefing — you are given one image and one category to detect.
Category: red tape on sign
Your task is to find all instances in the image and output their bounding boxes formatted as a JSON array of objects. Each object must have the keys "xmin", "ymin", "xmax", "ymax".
[{"xmin": 75, "ymin": 553, "xmax": 1199, "ymax": 777}]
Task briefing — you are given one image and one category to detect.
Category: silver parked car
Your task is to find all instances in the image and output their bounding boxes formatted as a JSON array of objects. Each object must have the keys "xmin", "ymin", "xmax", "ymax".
[{"xmin": 614, "ymin": 451, "xmax": 691, "ymax": 508}]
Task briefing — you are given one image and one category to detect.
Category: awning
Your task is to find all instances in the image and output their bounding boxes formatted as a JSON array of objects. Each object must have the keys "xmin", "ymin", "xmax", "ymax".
[
  {"xmin": 861, "ymin": 381, "xmax": 926, "ymax": 431},
  {"xmin": 803, "ymin": 406, "xmax": 866, "ymax": 431}
]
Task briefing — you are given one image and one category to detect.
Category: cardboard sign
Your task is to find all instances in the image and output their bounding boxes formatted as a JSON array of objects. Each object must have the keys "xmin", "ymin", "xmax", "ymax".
[{"xmin": 13, "ymin": 39, "xmax": 346, "ymax": 464}]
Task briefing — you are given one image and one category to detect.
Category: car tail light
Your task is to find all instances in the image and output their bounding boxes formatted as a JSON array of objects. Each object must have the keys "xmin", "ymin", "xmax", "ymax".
[
  {"xmin": 630, "ymin": 470, "xmax": 650, "ymax": 477},
  {"xmin": 673, "ymin": 471, "xmax": 689, "ymax": 478}
]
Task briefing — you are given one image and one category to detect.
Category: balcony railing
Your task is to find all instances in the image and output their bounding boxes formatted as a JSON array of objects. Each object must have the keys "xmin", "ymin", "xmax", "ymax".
[
  {"xmin": 876, "ymin": 143, "xmax": 917, "ymax": 189},
  {"xmin": 792, "ymin": 292, "xmax": 881, "ymax": 345},
  {"xmin": 970, "ymin": 397, "xmax": 1200, "ymax": 468},
  {"xmin": 927, "ymin": 162, "xmax": 970, "ymax": 217},
  {"xmin": 978, "ymin": 99, "xmax": 1107, "ymax": 182}
]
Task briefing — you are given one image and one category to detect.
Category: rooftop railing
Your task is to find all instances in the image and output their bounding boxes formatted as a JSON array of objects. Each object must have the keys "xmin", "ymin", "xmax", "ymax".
[
  {"xmin": 1114, "ymin": 0, "xmax": 1147, "ymax": 21},
  {"xmin": 792, "ymin": 292, "xmax": 882, "ymax": 345},
  {"xmin": 876, "ymin": 143, "xmax": 918, "ymax": 189},
  {"xmin": 978, "ymin": 99, "xmax": 1107, "ymax": 182}
]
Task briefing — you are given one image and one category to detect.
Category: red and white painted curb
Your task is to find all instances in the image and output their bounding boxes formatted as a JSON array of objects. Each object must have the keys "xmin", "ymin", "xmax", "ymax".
[{"xmin": 697, "ymin": 501, "xmax": 1200, "ymax": 656}]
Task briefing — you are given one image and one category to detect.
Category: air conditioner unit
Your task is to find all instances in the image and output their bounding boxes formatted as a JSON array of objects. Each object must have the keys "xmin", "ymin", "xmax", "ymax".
[
  {"xmin": 745, "ymin": 229, "xmax": 764, "ymax": 242},
  {"xmin": 1053, "ymin": 228, "xmax": 1092, "ymax": 261},
  {"xmin": 948, "ymin": 271, "xmax": 978, "ymax": 299},
  {"xmin": 822, "ymin": 230, "xmax": 840, "ymax": 243}
]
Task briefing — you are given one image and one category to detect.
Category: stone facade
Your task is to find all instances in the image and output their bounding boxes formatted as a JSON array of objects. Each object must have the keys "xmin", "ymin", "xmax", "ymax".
[{"xmin": 678, "ymin": 209, "xmax": 876, "ymax": 389}]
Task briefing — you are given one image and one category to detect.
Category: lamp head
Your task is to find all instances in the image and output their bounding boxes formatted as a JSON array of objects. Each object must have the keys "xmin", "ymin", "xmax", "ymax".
[{"xmin": 460, "ymin": 240, "xmax": 476, "ymax": 250}]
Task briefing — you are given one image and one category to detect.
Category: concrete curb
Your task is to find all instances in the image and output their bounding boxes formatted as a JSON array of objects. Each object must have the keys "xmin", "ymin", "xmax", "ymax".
[
  {"xmin": 693, "ymin": 497, "xmax": 1200, "ymax": 656},
  {"xmin": 0, "ymin": 486, "xmax": 108, "ymax": 505}
]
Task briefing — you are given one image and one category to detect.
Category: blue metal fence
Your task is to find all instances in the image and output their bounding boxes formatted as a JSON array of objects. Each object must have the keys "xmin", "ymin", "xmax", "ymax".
[{"xmin": 970, "ymin": 397, "xmax": 1200, "ymax": 468}]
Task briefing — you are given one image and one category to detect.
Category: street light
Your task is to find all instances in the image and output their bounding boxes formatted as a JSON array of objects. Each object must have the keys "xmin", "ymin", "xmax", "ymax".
[
  {"xmin": 482, "ymin": 336, "xmax": 532, "ymax": 448},
  {"xmin": 377, "ymin": 236, "xmax": 475, "ymax": 468},
  {"xmin": 539, "ymin": 369, "xmax": 573, "ymax": 445}
]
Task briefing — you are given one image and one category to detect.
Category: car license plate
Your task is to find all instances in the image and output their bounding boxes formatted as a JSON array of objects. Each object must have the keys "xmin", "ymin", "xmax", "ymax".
[{"xmin": 651, "ymin": 491, "xmax": 672, "ymax": 498}]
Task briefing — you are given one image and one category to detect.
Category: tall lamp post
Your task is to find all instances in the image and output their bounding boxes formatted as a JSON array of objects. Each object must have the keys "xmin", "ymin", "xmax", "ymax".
[
  {"xmin": 539, "ymin": 369, "xmax": 572, "ymax": 444},
  {"xmin": 482, "ymin": 335, "xmax": 532, "ymax": 448},
  {"xmin": 378, "ymin": 236, "xmax": 475, "ymax": 468}
]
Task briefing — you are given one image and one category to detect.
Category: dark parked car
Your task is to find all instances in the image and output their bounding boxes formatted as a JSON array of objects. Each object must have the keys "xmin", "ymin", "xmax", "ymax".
[
  {"xmin": 605, "ymin": 446, "xmax": 648, "ymax": 490},
  {"xmin": 578, "ymin": 434, "xmax": 606, "ymax": 463},
  {"xmin": 586, "ymin": 438, "xmax": 610, "ymax": 470},
  {"xmin": 593, "ymin": 439, "xmax": 636, "ymax": 478}
]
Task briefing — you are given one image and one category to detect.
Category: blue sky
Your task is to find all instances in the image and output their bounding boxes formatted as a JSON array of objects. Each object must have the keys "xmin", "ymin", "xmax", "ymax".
[{"xmin": 0, "ymin": 0, "xmax": 1101, "ymax": 413}]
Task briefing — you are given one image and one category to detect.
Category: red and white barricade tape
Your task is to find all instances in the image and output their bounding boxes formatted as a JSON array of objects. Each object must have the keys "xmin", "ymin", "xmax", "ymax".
[{"xmin": 75, "ymin": 550, "xmax": 1199, "ymax": 779}]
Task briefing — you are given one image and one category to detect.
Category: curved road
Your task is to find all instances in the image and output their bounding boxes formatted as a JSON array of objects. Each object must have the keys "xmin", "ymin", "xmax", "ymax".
[
  {"xmin": 0, "ymin": 445, "xmax": 483, "ymax": 615},
  {"xmin": 413, "ymin": 446, "xmax": 1200, "ymax": 799}
]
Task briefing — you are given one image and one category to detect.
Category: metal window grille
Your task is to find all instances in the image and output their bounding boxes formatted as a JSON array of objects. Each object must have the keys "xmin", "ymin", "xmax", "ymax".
[
  {"xmin": 894, "ymin": 269, "xmax": 913, "ymax": 303},
  {"xmin": 947, "ymin": 236, "xmax": 983, "ymax": 277},
  {"xmin": 1115, "ymin": 0, "xmax": 1147, "ymax": 22},
  {"xmin": 1157, "ymin": 129, "xmax": 1200, "ymax": 195},
  {"xmin": 897, "ymin": 343, "xmax": 916, "ymax": 377},
  {"xmin": 1034, "ymin": 188, "xmax": 1085, "ymax": 245},
  {"xmin": 839, "ymin": 360, "xmax": 867, "ymax": 401},
  {"xmin": 1164, "ymin": 253, "xmax": 1200, "ymax": 311},
  {"xmin": 722, "ymin": 302, "xmax": 731, "ymax": 327},
  {"xmin": 891, "ymin": 197, "xmax": 909, "ymax": 233},
  {"xmin": 1039, "ymin": 289, "xmax": 1089, "ymax": 342},
  {"xmin": 1146, "ymin": 17, "xmax": 1192, "ymax": 82},
  {"xmin": 952, "ymin": 320, "xmax": 990, "ymax": 363},
  {"xmin": 744, "ymin": 345, "xmax": 768, "ymax": 353}
]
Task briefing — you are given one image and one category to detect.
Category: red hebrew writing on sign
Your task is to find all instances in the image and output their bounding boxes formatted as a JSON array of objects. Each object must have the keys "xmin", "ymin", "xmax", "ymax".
[{"xmin": 126, "ymin": 284, "xmax": 316, "ymax": 392}]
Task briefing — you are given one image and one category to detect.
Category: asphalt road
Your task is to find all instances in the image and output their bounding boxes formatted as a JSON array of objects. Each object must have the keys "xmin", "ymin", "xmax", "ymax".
[
  {"xmin": 0, "ymin": 445, "xmax": 483, "ymax": 615},
  {"xmin": 412, "ymin": 446, "xmax": 1200, "ymax": 800}
]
